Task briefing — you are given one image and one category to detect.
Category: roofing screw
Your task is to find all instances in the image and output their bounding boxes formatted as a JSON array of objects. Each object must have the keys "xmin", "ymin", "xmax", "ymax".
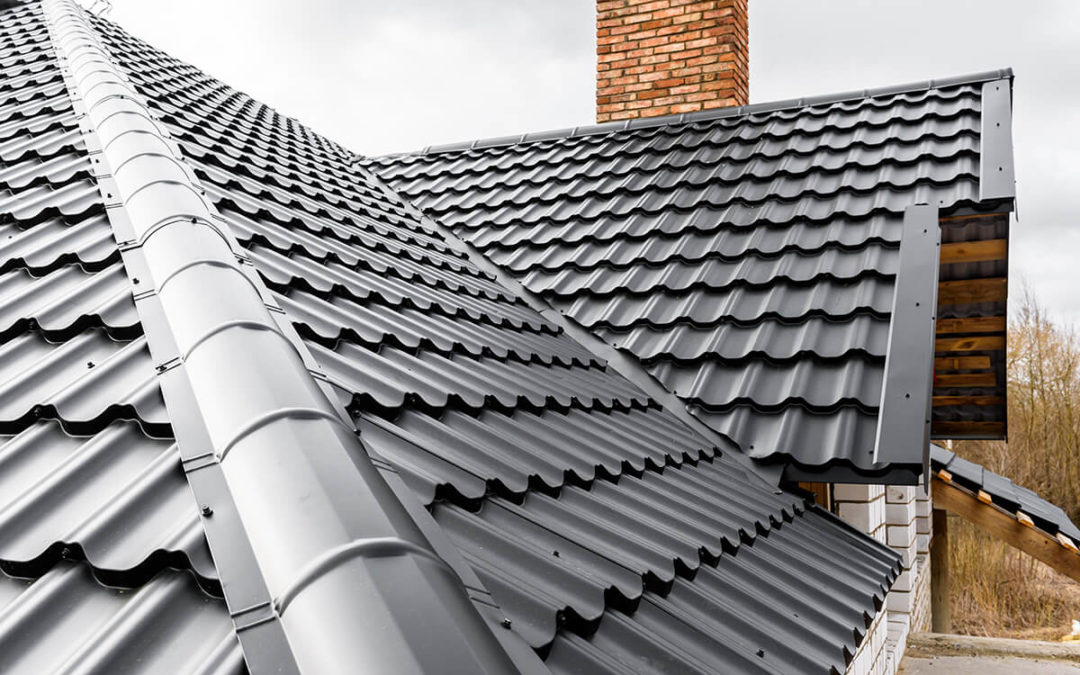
[
  {"xmin": 155, "ymin": 364, "xmax": 167, "ymax": 372},
  {"xmin": 552, "ymin": 549, "xmax": 560, "ymax": 558},
  {"xmin": 86, "ymin": 361, "xmax": 94, "ymax": 369},
  {"xmin": 201, "ymin": 505, "xmax": 214, "ymax": 517},
  {"xmin": 756, "ymin": 649, "xmax": 765, "ymax": 658},
  {"xmin": 132, "ymin": 278, "xmax": 140, "ymax": 285},
  {"xmin": 500, "ymin": 618, "xmax": 513, "ymax": 629}
]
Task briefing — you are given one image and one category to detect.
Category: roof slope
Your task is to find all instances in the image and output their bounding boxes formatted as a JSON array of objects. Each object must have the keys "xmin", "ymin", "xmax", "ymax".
[
  {"xmin": 67, "ymin": 5, "xmax": 901, "ymax": 674},
  {"xmin": 0, "ymin": 2, "xmax": 240, "ymax": 672},
  {"xmin": 931, "ymin": 445, "xmax": 1080, "ymax": 545},
  {"xmin": 370, "ymin": 73, "xmax": 1015, "ymax": 483}
]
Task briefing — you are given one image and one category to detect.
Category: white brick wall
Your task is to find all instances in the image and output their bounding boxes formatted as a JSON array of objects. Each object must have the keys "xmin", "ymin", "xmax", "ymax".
[
  {"xmin": 847, "ymin": 599, "xmax": 889, "ymax": 675},
  {"xmin": 840, "ymin": 479, "xmax": 934, "ymax": 674}
]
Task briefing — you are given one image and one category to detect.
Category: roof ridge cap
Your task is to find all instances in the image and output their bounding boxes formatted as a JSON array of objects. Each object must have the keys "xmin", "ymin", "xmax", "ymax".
[
  {"xmin": 43, "ymin": 2, "xmax": 522, "ymax": 673},
  {"xmin": 377, "ymin": 68, "xmax": 1012, "ymax": 159}
]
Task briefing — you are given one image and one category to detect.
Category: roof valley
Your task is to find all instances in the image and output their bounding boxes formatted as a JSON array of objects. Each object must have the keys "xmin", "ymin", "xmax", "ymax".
[{"xmin": 356, "ymin": 162, "xmax": 786, "ymax": 488}]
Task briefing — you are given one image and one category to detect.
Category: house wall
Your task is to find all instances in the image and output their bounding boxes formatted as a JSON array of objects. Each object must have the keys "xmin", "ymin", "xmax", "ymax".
[{"xmin": 837, "ymin": 481, "xmax": 934, "ymax": 675}]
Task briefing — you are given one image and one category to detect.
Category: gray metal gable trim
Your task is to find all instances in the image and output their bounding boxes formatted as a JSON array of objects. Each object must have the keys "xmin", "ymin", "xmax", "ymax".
[
  {"xmin": 384, "ymin": 68, "xmax": 1013, "ymax": 158},
  {"xmin": 873, "ymin": 204, "xmax": 941, "ymax": 483},
  {"xmin": 979, "ymin": 77, "xmax": 1016, "ymax": 203},
  {"xmin": 43, "ymin": 1, "xmax": 523, "ymax": 673}
]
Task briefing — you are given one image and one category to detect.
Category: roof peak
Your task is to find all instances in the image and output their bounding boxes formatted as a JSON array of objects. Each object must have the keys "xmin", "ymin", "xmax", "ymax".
[{"xmin": 384, "ymin": 68, "xmax": 1012, "ymax": 159}]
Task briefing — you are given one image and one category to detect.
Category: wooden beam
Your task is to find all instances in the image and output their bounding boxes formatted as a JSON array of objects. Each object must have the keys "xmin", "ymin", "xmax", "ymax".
[
  {"xmin": 936, "ymin": 316, "xmax": 1006, "ymax": 334},
  {"xmin": 931, "ymin": 421, "xmax": 1006, "ymax": 437},
  {"xmin": 938, "ymin": 278, "xmax": 1007, "ymax": 305},
  {"xmin": 932, "ymin": 396, "xmax": 1005, "ymax": 407},
  {"xmin": 940, "ymin": 239, "xmax": 1008, "ymax": 264},
  {"xmin": 934, "ymin": 373, "xmax": 997, "ymax": 388},
  {"xmin": 935, "ymin": 336, "xmax": 1006, "ymax": 352},
  {"xmin": 932, "ymin": 478, "xmax": 1080, "ymax": 584},
  {"xmin": 931, "ymin": 509, "xmax": 951, "ymax": 632},
  {"xmin": 935, "ymin": 356, "xmax": 992, "ymax": 371}
]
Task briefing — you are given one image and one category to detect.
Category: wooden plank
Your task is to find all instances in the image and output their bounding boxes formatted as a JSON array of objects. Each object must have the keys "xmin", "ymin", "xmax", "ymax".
[
  {"xmin": 934, "ymin": 356, "xmax": 992, "ymax": 371},
  {"xmin": 932, "ymin": 396, "xmax": 1005, "ymax": 407},
  {"xmin": 932, "ymin": 421, "xmax": 1006, "ymax": 438},
  {"xmin": 935, "ymin": 373, "xmax": 997, "ymax": 388},
  {"xmin": 935, "ymin": 316, "xmax": 1006, "ymax": 334},
  {"xmin": 940, "ymin": 239, "xmax": 1008, "ymax": 264},
  {"xmin": 935, "ymin": 336, "xmax": 1006, "ymax": 352},
  {"xmin": 938, "ymin": 278, "xmax": 1007, "ymax": 305},
  {"xmin": 932, "ymin": 478, "xmax": 1080, "ymax": 584},
  {"xmin": 938, "ymin": 212, "xmax": 1007, "ymax": 224},
  {"xmin": 931, "ymin": 509, "xmax": 951, "ymax": 632}
]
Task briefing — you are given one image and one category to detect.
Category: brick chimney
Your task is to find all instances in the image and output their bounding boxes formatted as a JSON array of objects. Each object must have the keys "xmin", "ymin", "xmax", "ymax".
[{"xmin": 596, "ymin": 0, "xmax": 749, "ymax": 122}]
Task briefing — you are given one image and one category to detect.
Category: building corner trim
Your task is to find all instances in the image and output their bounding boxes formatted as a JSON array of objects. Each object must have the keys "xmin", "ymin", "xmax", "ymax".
[
  {"xmin": 979, "ymin": 77, "xmax": 1016, "ymax": 204},
  {"xmin": 873, "ymin": 204, "xmax": 941, "ymax": 478}
]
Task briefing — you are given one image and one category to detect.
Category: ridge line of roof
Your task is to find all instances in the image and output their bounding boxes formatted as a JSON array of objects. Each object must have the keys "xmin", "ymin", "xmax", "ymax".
[
  {"xmin": 46, "ymin": 2, "xmax": 525, "ymax": 673},
  {"xmin": 386, "ymin": 68, "xmax": 1012, "ymax": 159}
]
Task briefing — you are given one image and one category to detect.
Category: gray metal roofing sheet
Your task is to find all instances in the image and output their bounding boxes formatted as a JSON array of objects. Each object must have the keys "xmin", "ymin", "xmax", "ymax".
[
  {"xmin": 931, "ymin": 445, "xmax": 1080, "ymax": 543},
  {"xmin": 76, "ymin": 6, "xmax": 905, "ymax": 672},
  {"xmin": 0, "ymin": 3, "xmax": 232, "ymax": 672},
  {"xmin": 0, "ymin": 563, "xmax": 241, "ymax": 674},
  {"xmin": 370, "ymin": 72, "xmax": 1012, "ymax": 481}
]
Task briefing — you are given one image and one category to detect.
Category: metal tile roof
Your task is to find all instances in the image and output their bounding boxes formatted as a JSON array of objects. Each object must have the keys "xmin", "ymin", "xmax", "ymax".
[
  {"xmin": 81, "ymin": 6, "xmax": 901, "ymax": 673},
  {"xmin": 370, "ymin": 72, "xmax": 1015, "ymax": 483},
  {"xmin": 0, "ymin": 2, "xmax": 234, "ymax": 671},
  {"xmin": 0, "ymin": 1, "xmax": 911, "ymax": 672},
  {"xmin": 931, "ymin": 445, "xmax": 1080, "ymax": 544}
]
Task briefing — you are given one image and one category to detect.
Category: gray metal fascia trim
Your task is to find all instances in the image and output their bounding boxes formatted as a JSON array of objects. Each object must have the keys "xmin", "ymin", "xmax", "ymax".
[
  {"xmin": 979, "ymin": 77, "xmax": 1017, "ymax": 203},
  {"xmin": 43, "ymin": 3, "xmax": 523, "ymax": 673},
  {"xmin": 358, "ymin": 164, "xmax": 785, "ymax": 491},
  {"xmin": 390, "ymin": 68, "xmax": 1013, "ymax": 158},
  {"xmin": 872, "ymin": 204, "xmax": 941, "ymax": 481}
]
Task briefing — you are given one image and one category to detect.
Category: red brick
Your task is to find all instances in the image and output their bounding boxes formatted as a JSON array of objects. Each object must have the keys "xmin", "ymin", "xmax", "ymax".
[
  {"xmin": 670, "ymin": 102, "xmax": 704, "ymax": 114},
  {"xmin": 597, "ymin": 0, "xmax": 747, "ymax": 121}
]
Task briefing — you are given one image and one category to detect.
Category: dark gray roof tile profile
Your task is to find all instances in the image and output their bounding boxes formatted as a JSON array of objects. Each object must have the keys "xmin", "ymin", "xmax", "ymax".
[
  {"xmin": 51, "ymin": 0, "xmax": 527, "ymax": 671},
  {"xmin": 931, "ymin": 445, "xmax": 1080, "ymax": 544},
  {"xmin": 370, "ymin": 70, "xmax": 1016, "ymax": 483},
  {"xmin": 0, "ymin": 2, "xmax": 235, "ymax": 671},
  {"xmin": 73, "ymin": 7, "xmax": 905, "ymax": 673},
  {"xmin": 0, "ymin": 562, "xmax": 241, "ymax": 674}
]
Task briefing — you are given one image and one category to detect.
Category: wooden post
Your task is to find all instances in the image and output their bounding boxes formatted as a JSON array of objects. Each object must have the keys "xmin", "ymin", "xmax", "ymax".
[{"xmin": 931, "ymin": 508, "xmax": 951, "ymax": 633}]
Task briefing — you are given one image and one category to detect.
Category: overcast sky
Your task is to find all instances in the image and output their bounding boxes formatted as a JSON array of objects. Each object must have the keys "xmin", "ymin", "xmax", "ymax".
[{"xmin": 106, "ymin": 1, "xmax": 1080, "ymax": 325}]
